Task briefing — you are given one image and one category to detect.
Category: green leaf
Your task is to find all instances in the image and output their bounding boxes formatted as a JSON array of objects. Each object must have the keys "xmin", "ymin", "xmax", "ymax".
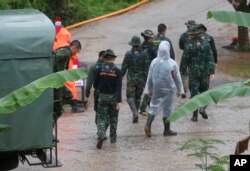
[
  {"xmin": 195, "ymin": 164, "xmax": 205, "ymax": 170},
  {"xmin": 208, "ymin": 165, "xmax": 225, "ymax": 171},
  {"xmin": 188, "ymin": 152, "xmax": 204, "ymax": 158},
  {"xmin": 0, "ymin": 68, "xmax": 87, "ymax": 115},
  {"xmin": 0, "ymin": 124, "xmax": 10, "ymax": 132},
  {"xmin": 168, "ymin": 81, "xmax": 250, "ymax": 122},
  {"xmin": 207, "ymin": 11, "xmax": 250, "ymax": 27}
]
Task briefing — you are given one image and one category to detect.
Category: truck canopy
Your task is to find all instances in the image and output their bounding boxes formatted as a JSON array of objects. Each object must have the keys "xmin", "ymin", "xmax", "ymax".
[{"xmin": 0, "ymin": 9, "xmax": 55, "ymax": 151}]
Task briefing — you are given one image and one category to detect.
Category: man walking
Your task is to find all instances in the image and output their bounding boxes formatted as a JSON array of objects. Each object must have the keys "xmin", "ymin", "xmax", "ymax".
[
  {"xmin": 179, "ymin": 20, "xmax": 196, "ymax": 96},
  {"xmin": 139, "ymin": 29, "xmax": 158, "ymax": 116},
  {"xmin": 94, "ymin": 49, "xmax": 122, "ymax": 149},
  {"xmin": 180, "ymin": 25, "xmax": 215, "ymax": 122},
  {"xmin": 121, "ymin": 36, "xmax": 149, "ymax": 123}
]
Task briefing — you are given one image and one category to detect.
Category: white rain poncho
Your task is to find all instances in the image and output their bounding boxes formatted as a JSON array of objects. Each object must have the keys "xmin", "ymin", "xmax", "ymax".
[{"xmin": 145, "ymin": 41, "xmax": 184, "ymax": 117}]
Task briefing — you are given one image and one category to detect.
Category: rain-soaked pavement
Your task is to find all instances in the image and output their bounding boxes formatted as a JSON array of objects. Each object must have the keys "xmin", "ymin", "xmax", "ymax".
[{"xmin": 15, "ymin": 0, "xmax": 250, "ymax": 170}]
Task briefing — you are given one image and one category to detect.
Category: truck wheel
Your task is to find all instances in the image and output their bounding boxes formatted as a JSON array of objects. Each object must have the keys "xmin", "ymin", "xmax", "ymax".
[{"xmin": 0, "ymin": 153, "xmax": 19, "ymax": 170}]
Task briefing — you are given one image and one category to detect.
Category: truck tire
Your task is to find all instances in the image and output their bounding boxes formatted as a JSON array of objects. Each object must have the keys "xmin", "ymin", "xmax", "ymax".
[{"xmin": 0, "ymin": 153, "xmax": 19, "ymax": 170}]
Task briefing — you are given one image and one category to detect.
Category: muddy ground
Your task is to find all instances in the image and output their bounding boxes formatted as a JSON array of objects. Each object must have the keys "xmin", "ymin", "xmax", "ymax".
[{"xmin": 15, "ymin": 0, "xmax": 250, "ymax": 171}]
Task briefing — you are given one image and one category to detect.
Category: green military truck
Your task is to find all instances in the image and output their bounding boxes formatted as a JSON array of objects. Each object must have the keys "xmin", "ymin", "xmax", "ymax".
[{"xmin": 0, "ymin": 9, "xmax": 62, "ymax": 170}]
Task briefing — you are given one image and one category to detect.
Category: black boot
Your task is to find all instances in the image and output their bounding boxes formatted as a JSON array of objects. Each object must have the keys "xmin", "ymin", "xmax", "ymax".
[
  {"xmin": 199, "ymin": 107, "xmax": 208, "ymax": 119},
  {"xmin": 191, "ymin": 110, "xmax": 198, "ymax": 122},
  {"xmin": 144, "ymin": 115, "xmax": 155, "ymax": 137},
  {"xmin": 96, "ymin": 138, "xmax": 104, "ymax": 149},
  {"xmin": 128, "ymin": 100, "xmax": 139, "ymax": 123},
  {"xmin": 71, "ymin": 100, "xmax": 84, "ymax": 113},
  {"xmin": 163, "ymin": 118, "xmax": 177, "ymax": 136}
]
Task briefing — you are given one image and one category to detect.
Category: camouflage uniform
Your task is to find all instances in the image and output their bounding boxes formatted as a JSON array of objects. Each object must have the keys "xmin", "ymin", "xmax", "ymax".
[
  {"xmin": 199, "ymin": 24, "xmax": 218, "ymax": 64},
  {"xmin": 94, "ymin": 49, "xmax": 122, "ymax": 148},
  {"xmin": 180, "ymin": 25, "xmax": 215, "ymax": 121},
  {"xmin": 53, "ymin": 46, "xmax": 71, "ymax": 119},
  {"xmin": 179, "ymin": 20, "xmax": 196, "ymax": 93},
  {"xmin": 140, "ymin": 30, "xmax": 158, "ymax": 115},
  {"xmin": 85, "ymin": 59, "xmax": 105, "ymax": 124},
  {"xmin": 121, "ymin": 36, "xmax": 149, "ymax": 123}
]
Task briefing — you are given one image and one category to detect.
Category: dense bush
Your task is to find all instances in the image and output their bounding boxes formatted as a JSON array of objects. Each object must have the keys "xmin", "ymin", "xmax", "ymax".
[{"xmin": 0, "ymin": 0, "xmax": 139, "ymax": 26}]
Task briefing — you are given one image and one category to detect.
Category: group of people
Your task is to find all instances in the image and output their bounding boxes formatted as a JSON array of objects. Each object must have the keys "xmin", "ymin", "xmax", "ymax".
[
  {"xmin": 53, "ymin": 17, "xmax": 217, "ymax": 149},
  {"xmin": 83, "ymin": 21, "xmax": 217, "ymax": 149}
]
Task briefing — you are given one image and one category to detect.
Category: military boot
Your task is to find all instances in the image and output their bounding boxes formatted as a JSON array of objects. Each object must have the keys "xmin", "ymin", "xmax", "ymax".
[
  {"xmin": 144, "ymin": 114, "xmax": 155, "ymax": 137},
  {"xmin": 199, "ymin": 107, "xmax": 208, "ymax": 119},
  {"xmin": 128, "ymin": 99, "xmax": 139, "ymax": 123},
  {"xmin": 71, "ymin": 100, "xmax": 85, "ymax": 113},
  {"xmin": 191, "ymin": 110, "xmax": 198, "ymax": 122},
  {"xmin": 163, "ymin": 118, "xmax": 177, "ymax": 136}
]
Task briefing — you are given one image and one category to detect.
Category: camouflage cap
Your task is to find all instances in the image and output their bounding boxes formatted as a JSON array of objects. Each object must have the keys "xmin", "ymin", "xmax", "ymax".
[
  {"xmin": 198, "ymin": 23, "xmax": 207, "ymax": 31},
  {"xmin": 185, "ymin": 20, "xmax": 196, "ymax": 27},
  {"xmin": 129, "ymin": 36, "xmax": 141, "ymax": 46},
  {"xmin": 103, "ymin": 49, "xmax": 117, "ymax": 58},
  {"xmin": 141, "ymin": 29, "xmax": 154, "ymax": 38},
  {"xmin": 187, "ymin": 24, "xmax": 201, "ymax": 35}
]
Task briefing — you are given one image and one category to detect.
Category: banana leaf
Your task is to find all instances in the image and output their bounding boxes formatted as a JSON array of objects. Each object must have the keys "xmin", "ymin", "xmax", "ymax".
[
  {"xmin": 168, "ymin": 80, "xmax": 250, "ymax": 122},
  {"xmin": 0, "ymin": 124, "xmax": 10, "ymax": 132},
  {"xmin": 0, "ymin": 68, "xmax": 87, "ymax": 115},
  {"xmin": 207, "ymin": 11, "xmax": 250, "ymax": 27}
]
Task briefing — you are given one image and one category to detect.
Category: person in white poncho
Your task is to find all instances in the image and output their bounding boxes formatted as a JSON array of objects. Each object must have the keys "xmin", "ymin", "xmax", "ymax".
[{"xmin": 144, "ymin": 41, "xmax": 185, "ymax": 137}]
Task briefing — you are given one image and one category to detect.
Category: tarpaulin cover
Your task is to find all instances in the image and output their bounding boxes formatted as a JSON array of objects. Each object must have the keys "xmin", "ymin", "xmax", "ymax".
[{"xmin": 0, "ymin": 9, "xmax": 55, "ymax": 151}]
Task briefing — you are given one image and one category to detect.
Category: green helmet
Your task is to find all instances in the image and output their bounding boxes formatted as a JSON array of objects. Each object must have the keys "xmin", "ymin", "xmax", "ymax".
[
  {"xmin": 187, "ymin": 24, "xmax": 201, "ymax": 35},
  {"xmin": 129, "ymin": 36, "xmax": 141, "ymax": 46},
  {"xmin": 198, "ymin": 23, "xmax": 207, "ymax": 32},
  {"xmin": 103, "ymin": 49, "xmax": 117, "ymax": 58},
  {"xmin": 185, "ymin": 20, "xmax": 196, "ymax": 27},
  {"xmin": 141, "ymin": 29, "xmax": 154, "ymax": 38}
]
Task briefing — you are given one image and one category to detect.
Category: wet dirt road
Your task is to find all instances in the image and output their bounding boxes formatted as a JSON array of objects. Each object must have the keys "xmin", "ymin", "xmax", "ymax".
[{"xmin": 15, "ymin": 0, "xmax": 250, "ymax": 170}]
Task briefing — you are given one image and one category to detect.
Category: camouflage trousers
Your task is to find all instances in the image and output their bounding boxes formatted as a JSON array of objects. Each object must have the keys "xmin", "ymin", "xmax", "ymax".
[
  {"xmin": 97, "ymin": 93, "xmax": 119, "ymax": 141},
  {"xmin": 181, "ymin": 74, "xmax": 188, "ymax": 93},
  {"xmin": 140, "ymin": 93, "xmax": 151, "ymax": 113},
  {"xmin": 126, "ymin": 81, "xmax": 145, "ymax": 110},
  {"xmin": 189, "ymin": 75, "xmax": 210, "ymax": 98},
  {"xmin": 94, "ymin": 89, "xmax": 100, "ymax": 125}
]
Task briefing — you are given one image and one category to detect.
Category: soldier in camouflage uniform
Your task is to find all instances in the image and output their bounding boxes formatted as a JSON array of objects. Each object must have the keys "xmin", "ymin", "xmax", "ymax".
[
  {"xmin": 85, "ymin": 50, "xmax": 106, "ymax": 125},
  {"xmin": 179, "ymin": 20, "xmax": 196, "ymax": 96},
  {"xmin": 121, "ymin": 36, "xmax": 149, "ymax": 123},
  {"xmin": 198, "ymin": 23, "xmax": 218, "ymax": 66},
  {"xmin": 53, "ymin": 40, "xmax": 82, "ymax": 120},
  {"xmin": 94, "ymin": 49, "xmax": 122, "ymax": 149},
  {"xmin": 180, "ymin": 25, "xmax": 215, "ymax": 122},
  {"xmin": 139, "ymin": 29, "xmax": 158, "ymax": 116}
]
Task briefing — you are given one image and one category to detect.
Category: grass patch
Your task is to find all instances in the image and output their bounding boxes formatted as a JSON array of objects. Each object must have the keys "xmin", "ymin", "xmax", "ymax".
[
  {"xmin": 0, "ymin": 0, "xmax": 140, "ymax": 26},
  {"xmin": 218, "ymin": 58, "xmax": 250, "ymax": 78}
]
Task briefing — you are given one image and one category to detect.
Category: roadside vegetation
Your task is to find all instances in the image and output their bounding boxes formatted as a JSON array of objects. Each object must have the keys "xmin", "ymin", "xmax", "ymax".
[{"xmin": 0, "ymin": 0, "xmax": 139, "ymax": 26}]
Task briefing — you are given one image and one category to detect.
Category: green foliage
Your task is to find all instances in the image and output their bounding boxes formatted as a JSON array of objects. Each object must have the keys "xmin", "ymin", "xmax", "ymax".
[
  {"xmin": 0, "ymin": 68, "xmax": 86, "ymax": 115},
  {"xmin": 0, "ymin": 68, "xmax": 87, "ymax": 132},
  {"xmin": 168, "ymin": 80, "xmax": 250, "ymax": 122},
  {"xmin": 0, "ymin": 0, "xmax": 139, "ymax": 26},
  {"xmin": 0, "ymin": 0, "xmax": 10, "ymax": 9},
  {"xmin": 176, "ymin": 138, "xmax": 229, "ymax": 171},
  {"xmin": 208, "ymin": 11, "xmax": 250, "ymax": 27},
  {"xmin": 0, "ymin": 124, "xmax": 10, "ymax": 132}
]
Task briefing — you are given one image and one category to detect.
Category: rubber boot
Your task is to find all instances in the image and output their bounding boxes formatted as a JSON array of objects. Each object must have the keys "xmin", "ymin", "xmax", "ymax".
[
  {"xmin": 96, "ymin": 138, "xmax": 104, "ymax": 149},
  {"xmin": 163, "ymin": 118, "xmax": 177, "ymax": 136},
  {"xmin": 144, "ymin": 115, "xmax": 155, "ymax": 137},
  {"xmin": 199, "ymin": 107, "xmax": 208, "ymax": 119},
  {"xmin": 128, "ymin": 99, "xmax": 139, "ymax": 123},
  {"xmin": 191, "ymin": 110, "xmax": 198, "ymax": 122},
  {"xmin": 71, "ymin": 99, "xmax": 85, "ymax": 113},
  {"xmin": 135, "ymin": 99, "xmax": 141, "ymax": 111}
]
